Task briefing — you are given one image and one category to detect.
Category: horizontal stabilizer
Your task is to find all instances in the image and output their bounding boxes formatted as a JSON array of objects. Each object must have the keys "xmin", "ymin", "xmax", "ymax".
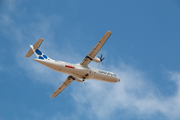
[
  {"xmin": 25, "ymin": 49, "xmax": 34, "ymax": 57},
  {"xmin": 33, "ymin": 38, "xmax": 44, "ymax": 49},
  {"xmin": 25, "ymin": 38, "xmax": 44, "ymax": 57}
]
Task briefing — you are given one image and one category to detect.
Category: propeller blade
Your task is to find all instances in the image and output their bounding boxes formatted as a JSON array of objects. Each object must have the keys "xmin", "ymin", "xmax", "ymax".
[
  {"xmin": 98, "ymin": 53, "xmax": 105, "ymax": 62},
  {"xmin": 100, "ymin": 53, "xmax": 103, "ymax": 59},
  {"xmin": 101, "ymin": 57, "xmax": 105, "ymax": 61}
]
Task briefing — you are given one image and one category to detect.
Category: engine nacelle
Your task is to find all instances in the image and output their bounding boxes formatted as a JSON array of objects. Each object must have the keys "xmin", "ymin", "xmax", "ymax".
[{"xmin": 92, "ymin": 57, "xmax": 101, "ymax": 63}]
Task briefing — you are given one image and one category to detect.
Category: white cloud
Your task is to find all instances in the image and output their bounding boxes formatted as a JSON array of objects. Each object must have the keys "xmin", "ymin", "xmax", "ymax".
[
  {"xmin": 67, "ymin": 62, "xmax": 180, "ymax": 120},
  {"xmin": 0, "ymin": 14, "xmax": 14, "ymax": 25},
  {"xmin": 0, "ymin": 0, "xmax": 18, "ymax": 13},
  {"xmin": 49, "ymin": 112, "xmax": 79, "ymax": 120}
]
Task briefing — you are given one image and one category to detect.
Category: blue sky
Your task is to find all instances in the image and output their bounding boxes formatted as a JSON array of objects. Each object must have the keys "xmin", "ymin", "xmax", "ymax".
[{"xmin": 0, "ymin": 0, "xmax": 180, "ymax": 120}]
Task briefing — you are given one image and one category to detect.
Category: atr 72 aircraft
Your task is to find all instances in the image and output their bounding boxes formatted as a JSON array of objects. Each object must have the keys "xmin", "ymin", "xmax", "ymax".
[{"xmin": 25, "ymin": 31, "xmax": 120, "ymax": 97}]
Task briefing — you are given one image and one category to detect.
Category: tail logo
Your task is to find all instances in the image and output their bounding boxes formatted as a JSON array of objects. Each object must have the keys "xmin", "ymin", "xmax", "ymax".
[
  {"xmin": 35, "ymin": 49, "xmax": 42, "ymax": 55},
  {"xmin": 35, "ymin": 49, "xmax": 49, "ymax": 60}
]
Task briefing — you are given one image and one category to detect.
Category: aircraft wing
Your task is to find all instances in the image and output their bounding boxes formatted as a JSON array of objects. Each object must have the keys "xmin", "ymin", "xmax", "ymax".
[
  {"xmin": 50, "ymin": 75, "xmax": 74, "ymax": 97},
  {"xmin": 80, "ymin": 31, "xmax": 112, "ymax": 67}
]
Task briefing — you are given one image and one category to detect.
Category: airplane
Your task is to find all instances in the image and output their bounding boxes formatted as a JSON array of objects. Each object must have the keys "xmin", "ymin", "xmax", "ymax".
[{"xmin": 25, "ymin": 31, "xmax": 120, "ymax": 97}]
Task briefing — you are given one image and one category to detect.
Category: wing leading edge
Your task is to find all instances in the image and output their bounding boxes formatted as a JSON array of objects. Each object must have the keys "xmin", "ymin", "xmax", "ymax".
[
  {"xmin": 50, "ymin": 75, "xmax": 74, "ymax": 97},
  {"xmin": 80, "ymin": 31, "xmax": 112, "ymax": 67}
]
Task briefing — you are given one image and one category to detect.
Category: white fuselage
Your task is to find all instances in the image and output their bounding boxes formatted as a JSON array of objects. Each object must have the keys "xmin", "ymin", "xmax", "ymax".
[{"xmin": 35, "ymin": 59, "xmax": 120, "ymax": 83}]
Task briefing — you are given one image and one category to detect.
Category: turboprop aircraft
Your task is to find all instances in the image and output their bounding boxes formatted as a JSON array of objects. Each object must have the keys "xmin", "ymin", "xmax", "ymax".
[{"xmin": 25, "ymin": 31, "xmax": 120, "ymax": 97}]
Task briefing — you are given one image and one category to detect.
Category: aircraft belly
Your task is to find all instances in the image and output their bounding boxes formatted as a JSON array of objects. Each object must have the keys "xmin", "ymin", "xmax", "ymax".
[
  {"xmin": 70, "ymin": 68, "xmax": 94, "ymax": 79},
  {"xmin": 93, "ymin": 73, "xmax": 119, "ymax": 83},
  {"xmin": 60, "ymin": 68, "xmax": 76, "ymax": 75}
]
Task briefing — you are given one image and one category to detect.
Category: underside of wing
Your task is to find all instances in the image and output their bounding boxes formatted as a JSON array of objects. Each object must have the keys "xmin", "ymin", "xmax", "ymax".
[
  {"xmin": 80, "ymin": 31, "xmax": 112, "ymax": 67},
  {"xmin": 50, "ymin": 75, "xmax": 74, "ymax": 97}
]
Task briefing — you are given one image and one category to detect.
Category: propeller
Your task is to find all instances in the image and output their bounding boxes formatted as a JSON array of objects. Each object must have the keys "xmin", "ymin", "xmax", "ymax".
[{"xmin": 98, "ymin": 53, "xmax": 105, "ymax": 62}]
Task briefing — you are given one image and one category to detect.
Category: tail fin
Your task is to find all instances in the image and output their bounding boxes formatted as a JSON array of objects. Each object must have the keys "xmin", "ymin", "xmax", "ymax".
[{"xmin": 25, "ymin": 38, "xmax": 43, "ymax": 57}]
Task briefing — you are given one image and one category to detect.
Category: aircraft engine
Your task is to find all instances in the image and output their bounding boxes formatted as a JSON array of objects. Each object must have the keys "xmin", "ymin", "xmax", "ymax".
[
  {"xmin": 92, "ymin": 57, "xmax": 101, "ymax": 63},
  {"xmin": 92, "ymin": 54, "xmax": 105, "ymax": 63}
]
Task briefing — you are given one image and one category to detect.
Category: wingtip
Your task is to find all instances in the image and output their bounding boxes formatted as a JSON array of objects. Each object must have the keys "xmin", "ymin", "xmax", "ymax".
[
  {"xmin": 50, "ymin": 94, "xmax": 55, "ymax": 97},
  {"xmin": 107, "ymin": 30, "xmax": 112, "ymax": 33}
]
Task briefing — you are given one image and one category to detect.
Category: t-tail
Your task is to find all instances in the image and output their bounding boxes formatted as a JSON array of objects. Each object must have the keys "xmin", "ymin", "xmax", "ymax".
[{"xmin": 25, "ymin": 38, "xmax": 52, "ymax": 61}]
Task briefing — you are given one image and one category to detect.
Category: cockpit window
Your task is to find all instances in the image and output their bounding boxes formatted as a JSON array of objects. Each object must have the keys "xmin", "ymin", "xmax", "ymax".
[{"xmin": 113, "ymin": 74, "xmax": 117, "ymax": 77}]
